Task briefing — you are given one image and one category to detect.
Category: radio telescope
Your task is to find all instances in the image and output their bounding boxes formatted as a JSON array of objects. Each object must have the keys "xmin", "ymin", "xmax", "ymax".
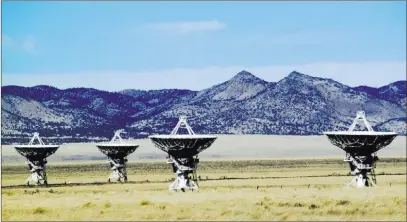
[
  {"xmin": 96, "ymin": 130, "xmax": 139, "ymax": 182},
  {"xmin": 14, "ymin": 132, "xmax": 60, "ymax": 185},
  {"xmin": 324, "ymin": 111, "xmax": 398, "ymax": 188},
  {"xmin": 149, "ymin": 116, "xmax": 217, "ymax": 192}
]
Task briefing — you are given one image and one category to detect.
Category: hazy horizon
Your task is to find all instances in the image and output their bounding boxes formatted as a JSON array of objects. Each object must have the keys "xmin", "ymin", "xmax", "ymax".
[{"xmin": 2, "ymin": 69, "xmax": 405, "ymax": 92}]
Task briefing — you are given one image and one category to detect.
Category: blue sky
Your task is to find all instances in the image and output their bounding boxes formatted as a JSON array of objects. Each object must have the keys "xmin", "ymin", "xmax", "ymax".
[{"xmin": 2, "ymin": 1, "xmax": 406, "ymax": 90}]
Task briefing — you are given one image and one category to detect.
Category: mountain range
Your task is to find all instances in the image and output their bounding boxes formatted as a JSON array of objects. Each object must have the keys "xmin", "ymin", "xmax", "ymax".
[{"xmin": 1, "ymin": 70, "xmax": 406, "ymax": 144}]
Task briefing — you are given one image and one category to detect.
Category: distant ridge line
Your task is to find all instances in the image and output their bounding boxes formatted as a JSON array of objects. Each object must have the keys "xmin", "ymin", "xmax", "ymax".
[{"xmin": 1, "ymin": 70, "xmax": 406, "ymax": 143}]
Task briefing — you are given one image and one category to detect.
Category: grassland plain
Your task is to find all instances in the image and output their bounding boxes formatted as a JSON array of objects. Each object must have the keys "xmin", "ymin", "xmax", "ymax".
[{"xmin": 1, "ymin": 158, "xmax": 406, "ymax": 221}]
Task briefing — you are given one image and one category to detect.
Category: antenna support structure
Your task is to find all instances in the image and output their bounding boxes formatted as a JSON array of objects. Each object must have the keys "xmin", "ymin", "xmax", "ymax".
[
  {"xmin": 167, "ymin": 155, "xmax": 200, "ymax": 192},
  {"xmin": 324, "ymin": 111, "xmax": 397, "ymax": 188},
  {"xmin": 168, "ymin": 116, "xmax": 200, "ymax": 192},
  {"xmin": 96, "ymin": 129, "xmax": 139, "ymax": 183},
  {"xmin": 343, "ymin": 152, "xmax": 378, "ymax": 188},
  {"xmin": 344, "ymin": 111, "xmax": 377, "ymax": 188},
  {"xmin": 20, "ymin": 133, "xmax": 55, "ymax": 186},
  {"xmin": 107, "ymin": 130, "xmax": 128, "ymax": 182},
  {"xmin": 149, "ymin": 115, "xmax": 217, "ymax": 192}
]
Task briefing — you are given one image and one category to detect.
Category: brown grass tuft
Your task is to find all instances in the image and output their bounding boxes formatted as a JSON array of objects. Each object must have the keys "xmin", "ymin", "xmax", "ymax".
[
  {"xmin": 336, "ymin": 200, "xmax": 351, "ymax": 206},
  {"xmin": 308, "ymin": 204, "xmax": 319, "ymax": 209},
  {"xmin": 294, "ymin": 202, "xmax": 304, "ymax": 207},
  {"xmin": 104, "ymin": 201, "xmax": 112, "ymax": 208},
  {"xmin": 32, "ymin": 207, "xmax": 47, "ymax": 215},
  {"xmin": 82, "ymin": 202, "xmax": 95, "ymax": 208},
  {"xmin": 140, "ymin": 200, "xmax": 151, "ymax": 206}
]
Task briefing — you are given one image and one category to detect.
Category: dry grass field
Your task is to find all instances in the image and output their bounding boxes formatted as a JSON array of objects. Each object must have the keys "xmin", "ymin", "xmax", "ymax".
[{"xmin": 2, "ymin": 157, "xmax": 406, "ymax": 221}]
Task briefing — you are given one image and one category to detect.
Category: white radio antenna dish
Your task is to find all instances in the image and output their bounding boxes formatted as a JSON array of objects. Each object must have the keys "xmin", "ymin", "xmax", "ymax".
[
  {"xmin": 14, "ymin": 132, "xmax": 60, "ymax": 185},
  {"xmin": 323, "ymin": 111, "xmax": 398, "ymax": 188},
  {"xmin": 96, "ymin": 129, "xmax": 139, "ymax": 183},
  {"xmin": 149, "ymin": 115, "xmax": 217, "ymax": 192}
]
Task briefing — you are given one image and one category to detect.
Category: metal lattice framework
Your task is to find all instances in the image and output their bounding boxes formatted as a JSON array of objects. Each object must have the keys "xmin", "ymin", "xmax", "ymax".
[
  {"xmin": 324, "ymin": 111, "xmax": 398, "ymax": 188},
  {"xmin": 14, "ymin": 132, "xmax": 60, "ymax": 185},
  {"xmin": 149, "ymin": 116, "xmax": 217, "ymax": 192},
  {"xmin": 342, "ymin": 152, "xmax": 379, "ymax": 188},
  {"xmin": 96, "ymin": 130, "xmax": 139, "ymax": 182}
]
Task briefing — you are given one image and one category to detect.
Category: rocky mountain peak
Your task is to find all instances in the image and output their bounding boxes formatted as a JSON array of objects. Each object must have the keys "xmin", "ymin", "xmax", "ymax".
[
  {"xmin": 229, "ymin": 70, "xmax": 268, "ymax": 84},
  {"xmin": 287, "ymin": 70, "xmax": 311, "ymax": 80},
  {"xmin": 193, "ymin": 70, "xmax": 269, "ymax": 102},
  {"xmin": 234, "ymin": 70, "xmax": 255, "ymax": 77}
]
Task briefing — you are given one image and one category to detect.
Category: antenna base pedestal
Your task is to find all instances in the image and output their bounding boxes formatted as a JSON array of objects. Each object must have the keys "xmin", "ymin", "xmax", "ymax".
[
  {"xmin": 167, "ymin": 156, "xmax": 199, "ymax": 192},
  {"xmin": 347, "ymin": 170, "xmax": 377, "ymax": 188},
  {"xmin": 25, "ymin": 159, "xmax": 48, "ymax": 186},
  {"xmin": 345, "ymin": 153, "xmax": 377, "ymax": 188},
  {"xmin": 107, "ymin": 157, "xmax": 128, "ymax": 182}
]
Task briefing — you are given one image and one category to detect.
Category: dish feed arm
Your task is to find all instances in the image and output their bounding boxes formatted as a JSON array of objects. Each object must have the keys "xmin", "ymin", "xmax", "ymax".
[
  {"xmin": 170, "ymin": 116, "xmax": 195, "ymax": 135},
  {"xmin": 348, "ymin": 111, "xmax": 374, "ymax": 132}
]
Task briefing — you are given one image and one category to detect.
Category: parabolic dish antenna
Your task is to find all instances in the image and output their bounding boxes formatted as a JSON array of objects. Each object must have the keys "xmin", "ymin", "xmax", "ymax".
[
  {"xmin": 14, "ymin": 132, "xmax": 60, "ymax": 185},
  {"xmin": 149, "ymin": 116, "xmax": 217, "ymax": 192},
  {"xmin": 323, "ymin": 111, "xmax": 398, "ymax": 188},
  {"xmin": 96, "ymin": 129, "xmax": 139, "ymax": 182}
]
